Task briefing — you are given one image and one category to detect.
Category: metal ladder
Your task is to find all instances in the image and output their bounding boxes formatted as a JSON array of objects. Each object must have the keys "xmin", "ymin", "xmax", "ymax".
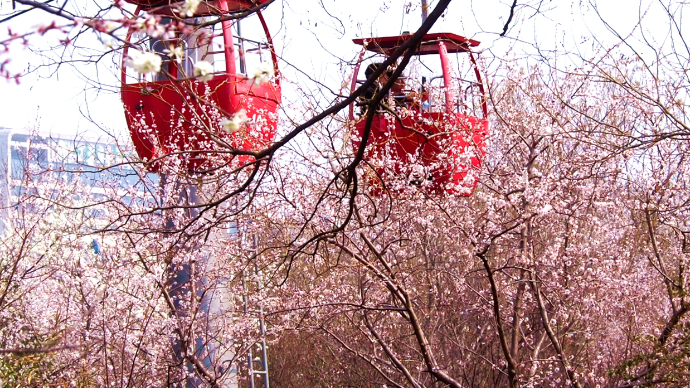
[{"xmin": 243, "ymin": 234, "xmax": 269, "ymax": 388}]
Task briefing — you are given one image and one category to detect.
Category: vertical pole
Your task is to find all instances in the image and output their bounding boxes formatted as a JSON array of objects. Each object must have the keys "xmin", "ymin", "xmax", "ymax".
[
  {"xmin": 165, "ymin": 175, "xmax": 200, "ymax": 388},
  {"xmin": 421, "ymin": 0, "xmax": 429, "ymax": 23},
  {"xmin": 120, "ymin": 6, "xmax": 141, "ymax": 86},
  {"xmin": 218, "ymin": 0, "xmax": 237, "ymax": 77},
  {"xmin": 237, "ymin": 20, "xmax": 246, "ymax": 75},
  {"xmin": 437, "ymin": 41, "xmax": 456, "ymax": 114},
  {"xmin": 468, "ymin": 51, "xmax": 488, "ymax": 119},
  {"xmin": 256, "ymin": 11, "xmax": 280, "ymax": 84},
  {"xmin": 150, "ymin": 17, "xmax": 173, "ymax": 82},
  {"xmin": 166, "ymin": 176, "xmax": 238, "ymax": 388}
]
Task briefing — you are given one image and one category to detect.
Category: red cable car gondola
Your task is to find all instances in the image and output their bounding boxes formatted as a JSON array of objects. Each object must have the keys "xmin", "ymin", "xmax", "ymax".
[
  {"xmin": 121, "ymin": 0, "xmax": 280, "ymax": 172},
  {"xmin": 350, "ymin": 33, "xmax": 488, "ymax": 196}
]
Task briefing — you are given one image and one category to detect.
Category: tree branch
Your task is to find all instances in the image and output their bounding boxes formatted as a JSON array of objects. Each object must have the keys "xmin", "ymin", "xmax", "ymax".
[{"xmin": 500, "ymin": 0, "xmax": 518, "ymax": 37}]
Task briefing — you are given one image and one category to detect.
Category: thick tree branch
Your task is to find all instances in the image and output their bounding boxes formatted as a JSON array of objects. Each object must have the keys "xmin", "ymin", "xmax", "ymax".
[{"xmin": 500, "ymin": 0, "xmax": 518, "ymax": 37}]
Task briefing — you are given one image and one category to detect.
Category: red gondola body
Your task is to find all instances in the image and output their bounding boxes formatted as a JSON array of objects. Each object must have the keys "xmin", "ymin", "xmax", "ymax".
[
  {"xmin": 123, "ymin": 0, "xmax": 271, "ymax": 12},
  {"xmin": 121, "ymin": 0, "xmax": 280, "ymax": 172},
  {"xmin": 350, "ymin": 33, "xmax": 488, "ymax": 196}
]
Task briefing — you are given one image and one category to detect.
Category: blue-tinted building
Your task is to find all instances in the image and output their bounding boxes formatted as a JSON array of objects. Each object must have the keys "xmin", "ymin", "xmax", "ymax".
[{"xmin": 0, "ymin": 128, "xmax": 158, "ymax": 233}]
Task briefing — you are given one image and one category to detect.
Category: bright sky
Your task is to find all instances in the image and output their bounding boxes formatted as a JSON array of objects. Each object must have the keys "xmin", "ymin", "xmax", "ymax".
[{"xmin": 0, "ymin": 0, "xmax": 677, "ymax": 140}]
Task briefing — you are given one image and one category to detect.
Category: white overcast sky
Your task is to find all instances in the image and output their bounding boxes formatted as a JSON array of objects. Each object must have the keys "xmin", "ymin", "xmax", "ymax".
[{"xmin": 0, "ymin": 0, "xmax": 677, "ymax": 140}]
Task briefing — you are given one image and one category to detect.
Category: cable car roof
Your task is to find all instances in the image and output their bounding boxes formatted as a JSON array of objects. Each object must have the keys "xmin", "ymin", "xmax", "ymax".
[{"xmin": 352, "ymin": 33, "xmax": 480, "ymax": 56}]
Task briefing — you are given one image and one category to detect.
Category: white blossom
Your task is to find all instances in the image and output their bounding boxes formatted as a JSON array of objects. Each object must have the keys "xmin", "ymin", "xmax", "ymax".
[
  {"xmin": 103, "ymin": 21, "xmax": 119, "ymax": 33},
  {"xmin": 125, "ymin": 50, "xmax": 161, "ymax": 75},
  {"xmin": 252, "ymin": 62, "xmax": 274, "ymax": 85},
  {"xmin": 103, "ymin": 39, "xmax": 117, "ymax": 49},
  {"xmin": 193, "ymin": 61, "xmax": 215, "ymax": 82},
  {"xmin": 540, "ymin": 204, "xmax": 553, "ymax": 214},
  {"xmin": 221, "ymin": 109, "xmax": 247, "ymax": 133},
  {"xmin": 165, "ymin": 45, "xmax": 184, "ymax": 63},
  {"xmin": 176, "ymin": 0, "xmax": 201, "ymax": 18},
  {"xmin": 136, "ymin": 14, "xmax": 173, "ymax": 39}
]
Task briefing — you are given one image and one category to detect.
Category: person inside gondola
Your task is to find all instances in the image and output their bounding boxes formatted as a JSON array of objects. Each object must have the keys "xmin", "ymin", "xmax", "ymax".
[
  {"xmin": 359, "ymin": 62, "xmax": 415, "ymax": 113},
  {"xmin": 390, "ymin": 71, "xmax": 409, "ymax": 107},
  {"xmin": 359, "ymin": 62, "xmax": 383, "ymax": 115},
  {"xmin": 420, "ymin": 76, "xmax": 430, "ymax": 110}
]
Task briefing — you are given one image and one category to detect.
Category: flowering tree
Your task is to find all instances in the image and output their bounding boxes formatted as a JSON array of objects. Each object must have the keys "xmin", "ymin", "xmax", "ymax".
[{"xmin": 2, "ymin": 0, "xmax": 690, "ymax": 387}]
